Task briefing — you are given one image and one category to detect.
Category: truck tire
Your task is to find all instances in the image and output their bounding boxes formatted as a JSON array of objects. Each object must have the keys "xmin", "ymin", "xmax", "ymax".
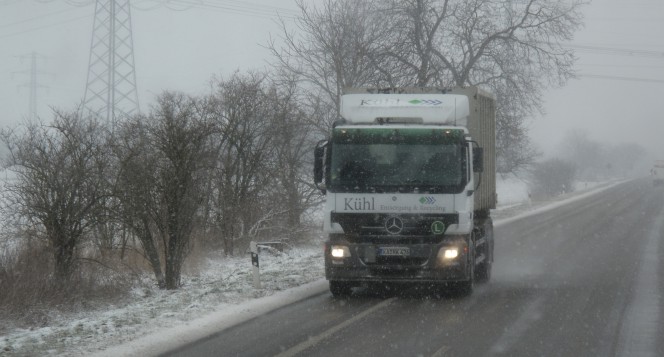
[
  {"xmin": 457, "ymin": 244, "xmax": 475, "ymax": 295},
  {"xmin": 475, "ymin": 218, "xmax": 493, "ymax": 283},
  {"xmin": 475, "ymin": 261, "xmax": 492, "ymax": 283},
  {"xmin": 329, "ymin": 281, "xmax": 352, "ymax": 297}
]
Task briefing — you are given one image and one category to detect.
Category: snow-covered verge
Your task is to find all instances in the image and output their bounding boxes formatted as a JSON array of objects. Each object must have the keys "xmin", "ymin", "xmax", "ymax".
[
  {"xmin": 0, "ymin": 178, "xmax": 621, "ymax": 357},
  {"xmin": 0, "ymin": 245, "xmax": 327, "ymax": 356}
]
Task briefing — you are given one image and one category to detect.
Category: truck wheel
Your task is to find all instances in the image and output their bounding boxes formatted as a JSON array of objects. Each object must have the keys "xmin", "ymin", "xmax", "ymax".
[
  {"xmin": 475, "ymin": 218, "xmax": 493, "ymax": 283},
  {"xmin": 457, "ymin": 245, "xmax": 475, "ymax": 295},
  {"xmin": 329, "ymin": 281, "xmax": 352, "ymax": 297},
  {"xmin": 475, "ymin": 261, "xmax": 492, "ymax": 283}
]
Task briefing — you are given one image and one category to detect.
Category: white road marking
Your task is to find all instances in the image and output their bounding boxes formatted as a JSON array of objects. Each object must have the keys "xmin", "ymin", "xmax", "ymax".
[
  {"xmin": 275, "ymin": 297, "xmax": 396, "ymax": 357},
  {"xmin": 431, "ymin": 344, "xmax": 451, "ymax": 357},
  {"xmin": 488, "ymin": 295, "xmax": 545, "ymax": 354}
]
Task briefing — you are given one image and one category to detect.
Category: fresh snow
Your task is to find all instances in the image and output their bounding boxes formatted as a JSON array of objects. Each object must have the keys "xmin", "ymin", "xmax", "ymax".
[{"xmin": 0, "ymin": 178, "xmax": 619, "ymax": 356}]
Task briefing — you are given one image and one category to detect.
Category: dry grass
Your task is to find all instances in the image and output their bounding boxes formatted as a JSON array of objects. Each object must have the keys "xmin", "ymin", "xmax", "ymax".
[
  {"xmin": 0, "ymin": 226, "xmax": 314, "ymax": 331},
  {"xmin": 0, "ymin": 242, "xmax": 135, "ymax": 330}
]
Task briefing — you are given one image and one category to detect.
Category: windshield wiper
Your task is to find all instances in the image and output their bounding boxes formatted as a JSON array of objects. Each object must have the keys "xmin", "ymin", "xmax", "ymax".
[{"xmin": 405, "ymin": 179, "xmax": 424, "ymax": 185}]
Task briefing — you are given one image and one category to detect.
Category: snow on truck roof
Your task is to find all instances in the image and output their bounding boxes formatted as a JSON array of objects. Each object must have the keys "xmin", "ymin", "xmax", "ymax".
[{"xmin": 340, "ymin": 93, "xmax": 470, "ymax": 126}]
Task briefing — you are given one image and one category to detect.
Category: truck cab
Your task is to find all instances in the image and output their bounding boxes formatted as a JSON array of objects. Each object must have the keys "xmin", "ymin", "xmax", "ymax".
[{"xmin": 314, "ymin": 87, "xmax": 496, "ymax": 296}]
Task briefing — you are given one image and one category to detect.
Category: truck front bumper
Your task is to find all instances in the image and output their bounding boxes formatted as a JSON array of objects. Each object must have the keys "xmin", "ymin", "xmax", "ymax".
[{"xmin": 324, "ymin": 241, "xmax": 470, "ymax": 283}]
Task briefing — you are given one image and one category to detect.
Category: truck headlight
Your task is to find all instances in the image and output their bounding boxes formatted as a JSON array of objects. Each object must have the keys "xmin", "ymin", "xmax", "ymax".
[
  {"xmin": 438, "ymin": 247, "xmax": 459, "ymax": 260},
  {"xmin": 331, "ymin": 245, "xmax": 351, "ymax": 258},
  {"xmin": 443, "ymin": 249, "xmax": 459, "ymax": 259}
]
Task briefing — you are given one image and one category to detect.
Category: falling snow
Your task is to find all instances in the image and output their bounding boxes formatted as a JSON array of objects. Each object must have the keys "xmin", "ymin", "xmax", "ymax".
[{"xmin": 0, "ymin": 177, "xmax": 615, "ymax": 356}]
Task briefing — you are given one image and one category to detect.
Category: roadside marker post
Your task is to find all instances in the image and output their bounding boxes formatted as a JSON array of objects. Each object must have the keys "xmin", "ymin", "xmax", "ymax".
[{"xmin": 250, "ymin": 241, "xmax": 261, "ymax": 289}]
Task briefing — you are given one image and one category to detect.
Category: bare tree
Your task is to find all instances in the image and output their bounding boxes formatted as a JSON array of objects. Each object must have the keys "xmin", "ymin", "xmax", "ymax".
[
  {"xmin": 558, "ymin": 129, "xmax": 606, "ymax": 181},
  {"xmin": 557, "ymin": 130, "xmax": 647, "ymax": 181},
  {"xmin": 382, "ymin": 0, "xmax": 584, "ymax": 172},
  {"xmin": 111, "ymin": 116, "xmax": 166, "ymax": 287},
  {"xmin": 1, "ymin": 111, "xmax": 109, "ymax": 283},
  {"xmin": 112, "ymin": 92, "xmax": 216, "ymax": 289},
  {"xmin": 380, "ymin": 0, "xmax": 456, "ymax": 86},
  {"xmin": 206, "ymin": 72, "xmax": 276, "ymax": 255},
  {"xmin": 268, "ymin": 0, "xmax": 394, "ymax": 117},
  {"xmin": 271, "ymin": 0, "xmax": 588, "ymax": 174},
  {"xmin": 494, "ymin": 81, "xmax": 542, "ymax": 174},
  {"xmin": 199, "ymin": 71, "xmax": 324, "ymax": 252},
  {"xmin": 263, "ymin": 77, "xmax": 324, "ymax": 240},
  {"xmin": 531, "ymin": 158, "xmax": 576, "ymax": 198}
]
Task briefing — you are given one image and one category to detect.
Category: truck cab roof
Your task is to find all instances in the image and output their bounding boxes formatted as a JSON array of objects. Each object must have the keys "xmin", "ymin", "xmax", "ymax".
[{"xmin": 340, "ymin": 93, "xmax": 470, "ymax": 127}]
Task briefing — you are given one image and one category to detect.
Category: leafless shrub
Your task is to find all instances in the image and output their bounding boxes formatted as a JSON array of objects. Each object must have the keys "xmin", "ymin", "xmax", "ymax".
[
  {"xmin": 1, "ymin": 110, "xmax": 110, "ymax": 283},
  {"xmin": 111, "ymin": 92, "xmax": 217, "ymax": 289}
]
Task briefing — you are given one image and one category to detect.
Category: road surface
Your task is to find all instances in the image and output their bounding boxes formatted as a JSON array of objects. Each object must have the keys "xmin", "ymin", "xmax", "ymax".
[{"xmin": 165, "ymin": 179, "xmax": 664, "ymax": 357}]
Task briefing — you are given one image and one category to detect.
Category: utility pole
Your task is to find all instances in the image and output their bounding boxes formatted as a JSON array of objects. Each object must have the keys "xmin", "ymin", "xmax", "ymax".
[
  {"xmin": 83, "ymin": 0, "xmax": 139, "ymax": 123},
  {"xmin": 15, "ymin": 52, "xmax": 49, "ymax": 120}
]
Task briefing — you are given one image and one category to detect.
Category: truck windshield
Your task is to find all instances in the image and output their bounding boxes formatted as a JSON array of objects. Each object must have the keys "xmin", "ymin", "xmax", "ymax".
[{"xmin": 329, "ymin": 127, "xmax": 467, "ymax": 193}]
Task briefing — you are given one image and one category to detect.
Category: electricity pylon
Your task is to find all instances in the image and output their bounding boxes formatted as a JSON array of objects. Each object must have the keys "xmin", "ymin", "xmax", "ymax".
[
  {"xmin": 83, "ymin": 0, "xmax": 139, "ymax": 122},
  {"xmin": 16, "ymin": 52, "xmax": 50, "ymax": 120}
]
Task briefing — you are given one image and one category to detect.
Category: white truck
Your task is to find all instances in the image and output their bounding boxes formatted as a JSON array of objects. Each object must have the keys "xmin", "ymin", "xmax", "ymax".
[{"xmin": 314, "ymin": 87, "xmax": 497, "ymax": 296}]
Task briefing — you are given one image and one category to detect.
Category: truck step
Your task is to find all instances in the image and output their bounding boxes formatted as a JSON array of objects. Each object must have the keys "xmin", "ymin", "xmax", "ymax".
[{"xmin": 475, "ymin": 253, "xmax": 486, "ymax": 265}]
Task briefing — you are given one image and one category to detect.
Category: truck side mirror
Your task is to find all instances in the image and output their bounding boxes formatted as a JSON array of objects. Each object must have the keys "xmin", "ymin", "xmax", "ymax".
[
  {"xmin": 314, "ymin": 140, "xmax": 328, "ymax": 192},
  {"xmin": 314, "ymin": 146, "xmax": 325, "ymax": 183},
  {"xmin": 473, "ymin": 147, "xmax": 484, "ymax": 173}
]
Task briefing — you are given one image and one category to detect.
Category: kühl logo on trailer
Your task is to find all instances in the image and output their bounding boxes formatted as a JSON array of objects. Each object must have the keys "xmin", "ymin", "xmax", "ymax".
[{"xmin": 408, "ymin": 99, "xmax": 443, "ymax": 105}]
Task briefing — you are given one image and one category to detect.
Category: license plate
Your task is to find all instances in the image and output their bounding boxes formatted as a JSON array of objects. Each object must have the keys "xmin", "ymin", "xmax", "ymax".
[{"xmin": 378, "ymin": 247, "xmax": 410, "ymax": 256}]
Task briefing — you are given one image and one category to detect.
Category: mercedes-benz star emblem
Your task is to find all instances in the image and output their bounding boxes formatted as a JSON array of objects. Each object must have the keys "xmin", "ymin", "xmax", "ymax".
[{"xmin": 385, "ymin": 216, "xmax": 404, "ymax": 235}]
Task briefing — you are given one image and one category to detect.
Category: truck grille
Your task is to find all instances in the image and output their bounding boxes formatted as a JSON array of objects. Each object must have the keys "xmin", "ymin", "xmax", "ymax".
[{"xmin": 331, "ymin": 212, "xmax": 458, "ymax": 241}]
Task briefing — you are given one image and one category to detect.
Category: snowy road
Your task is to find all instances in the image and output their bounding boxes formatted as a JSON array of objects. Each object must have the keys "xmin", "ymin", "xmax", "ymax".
[{"xmin": 162, "ymin": 179, "xmax": 664, "ymax": 357}]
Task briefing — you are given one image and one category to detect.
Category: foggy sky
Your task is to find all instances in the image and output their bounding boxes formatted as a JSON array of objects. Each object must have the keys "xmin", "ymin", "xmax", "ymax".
[
  {"xmin": 0, "ymin": 0, "xmax": 299, "ymax": 125},
  {"xmin": 530, "ymin": 0, "xmax": 664, "ymax": 159},
  {"xmin": 1, "ymin": 0, "xmax": 663, "ymax": 160}
]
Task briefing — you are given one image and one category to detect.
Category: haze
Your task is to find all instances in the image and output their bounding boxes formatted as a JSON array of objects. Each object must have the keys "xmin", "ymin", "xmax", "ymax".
[{"xmin": 1, "ymin": 0, "xmax": 663, "ymax": 160}]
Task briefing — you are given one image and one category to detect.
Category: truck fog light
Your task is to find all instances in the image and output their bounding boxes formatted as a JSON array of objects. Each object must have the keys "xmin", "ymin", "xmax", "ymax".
[{"xmin": 331, "ymin": 245, "xmax": 351, "ymax": 258}]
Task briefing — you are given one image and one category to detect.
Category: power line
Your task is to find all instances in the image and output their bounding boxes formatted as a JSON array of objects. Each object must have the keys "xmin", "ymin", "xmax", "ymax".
[
  {"xmin": 563, "ymin": 43, "xmax": 664, "ymax": 59},
  {"xmin": 172, "ymin": 0, "xmax": 299, "ymax": 16},
  {"xmin": 0, "ymin": 6, "xmax": 82, "ymax": 28},
  {"xmin": 0, "ymin": 14, "xmax": 90, "ymax": 39},
  {"xmin": 579, "ymin": 73, "xmax": 664, "ymax": 84},
  {"xmin": 137, "ymin": 0, "xmax": 299, "ymax": 19},
  {"xmin": 0, "ymin": 0, "xmax": 298, "ymax": 39},
  {"xmin": 577, "ymin": 63, "xmax": 664, "ymax": 69},
  {"xmin": 209, "ymin": 0, "xmax": 299, "ymax": 16}
]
